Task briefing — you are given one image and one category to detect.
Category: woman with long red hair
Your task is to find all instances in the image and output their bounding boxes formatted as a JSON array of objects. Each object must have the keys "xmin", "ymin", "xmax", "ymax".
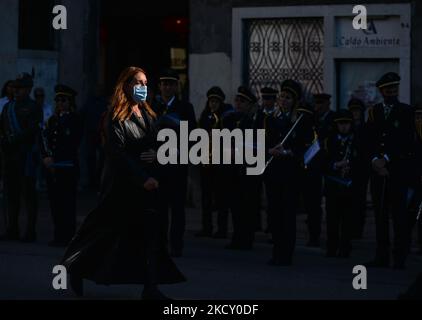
[{"xmin": 61, "ymin": 67, "xmax": 185, "ymax": 300}]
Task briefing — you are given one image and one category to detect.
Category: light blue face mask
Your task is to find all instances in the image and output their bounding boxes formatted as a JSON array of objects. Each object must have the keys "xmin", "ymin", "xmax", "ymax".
[{"xmin": 133, "ymin": 85, "xmax": 148, "ymax": 103}]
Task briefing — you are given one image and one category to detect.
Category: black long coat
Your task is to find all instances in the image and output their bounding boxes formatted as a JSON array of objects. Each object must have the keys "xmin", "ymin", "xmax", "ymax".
[
  {"xmin": 41, "ymin": 112, "xmax": 83, "ymax": 163},
  {"xmin": 366, "ymin": 102, "xmax": 415, "ymax": 183},
  {"xmin": 61, "ymin": 111, "xmax": 186, "ymax": 285}
]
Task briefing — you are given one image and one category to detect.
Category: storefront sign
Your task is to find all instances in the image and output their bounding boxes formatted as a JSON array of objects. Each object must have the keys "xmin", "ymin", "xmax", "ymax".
[{"xmin": 336, "ymin": 16, "xmax": 401, "ymax": 48}]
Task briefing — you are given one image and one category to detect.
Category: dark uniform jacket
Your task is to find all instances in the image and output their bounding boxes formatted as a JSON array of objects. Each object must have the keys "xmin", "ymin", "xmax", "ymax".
[
  {"xmin": 152, "ymin": 96, "xmax": 197, "ymax": 176},
  {"xmin": 253, "ymin": 108, "xmax": 276, "ymax": 130},
  {"xmin": 265, "ymin": 111, "xmax": 314, "ymax": 175},
  {"xmin": 221, "ymin": 110, "xmax": 255, "ymax": 175},
  {"xmin": 366, "ymin": 102, "xmax": 414, "ymax": 181},
  {"xmin": 0, "ymin": 97, "xmax": 42, "ymax": 154},
  {"xmin": 41, "ymin": 112, "xmax": 83, "ymax": 165},
  {"xmin": 200, "ymin": 104, "xmax": 233, "ymax": 165},
  {"xmin": 316, "ymin": 110, "xmax": 336, "ymax": 142},
  {"xmin": 199, "ymin": 104, "xmax": 233, "ymax": 131},
  {"xmin": 0, "ymin": 97, "xmax": 43, "ymax": 177},
  {"xmin": 223, "ymin": 110, "xmax": 254, "ymax": 131},
  {"xmin": 323, "ymin": 133, "xmax": 359, "ymax": 188},
  {"xmin": 153, "ymin": 96, "xmax": 197, "ymax": 132},
  {"xmin": 353, "ymin": 122, "xmax": 372, "ymax": 172}
]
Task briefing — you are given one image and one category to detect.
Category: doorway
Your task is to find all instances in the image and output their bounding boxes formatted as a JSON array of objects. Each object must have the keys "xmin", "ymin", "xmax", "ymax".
[{"xmin": 100, "ymin": 1, "xmax": 189, "ymax": 98}]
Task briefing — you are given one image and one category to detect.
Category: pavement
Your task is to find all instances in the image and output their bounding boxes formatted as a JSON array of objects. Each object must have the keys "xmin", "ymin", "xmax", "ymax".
[{"xmin": 0, "ymin": 190, "xmax": 421, "ymax": 300}]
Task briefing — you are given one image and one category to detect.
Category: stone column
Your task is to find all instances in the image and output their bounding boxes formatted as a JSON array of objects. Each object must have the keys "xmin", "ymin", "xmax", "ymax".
[
  {"xmin": 0, "ymin": 0, "xmax": 19, "ymax": 88},
  {"xmin": 57, "ymin": 0, "xmax": 94, "ymax": 107}
]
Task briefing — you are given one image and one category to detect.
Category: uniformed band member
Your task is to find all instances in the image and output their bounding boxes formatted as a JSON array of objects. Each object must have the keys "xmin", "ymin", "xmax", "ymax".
[
  {"xmin": 0, "ymin": 73, "xmax": 43, "ymax": 242},
  {"xmin": 152, "ymin": 69, "xmax": 197, "ymax": 257},
  {"xmin": 348, "ymin": 98, "xmax": 370, "ymax": 239},
  {"xmin": 409, "ymin": 105, "xmax": 422, "ymax": 255},
  {"xmin": 266, "ymin": 80, "xmax": 314, "ymax": 265},
  {"xmin": 256, "ymin": 87, "xmax": 278, "ymax": 122},
  {"xmin": 253, "ymin": 87, "xmax": 279, "ymax": 233},
  {"xmin": 324, "ymin": 110, "xmax": 357, "ymax": 258},
  {"xmin": 366, "ymin": 72, "xmax": 415, "ymax": 269},
  {"xmin": 196, "ymin": 86, "xmax": 232, "ymax": 239},
  {"xmin": 41, "ymin": 85, "xmax": 83, "ymax": 247},
  {"xmin": 223, "ymin": 86, "xmax": 260, "ymax": 251},
  {"xmin": 349, "ymin": 98, "xmax": 366, "ymax": 127},
  {"xmin": 314, "ymin": 93, "xmax": 335, "ymax": 141},
  {"xmin": 301, "ymin": 93, "xmax": 334, "ymax": 247}
]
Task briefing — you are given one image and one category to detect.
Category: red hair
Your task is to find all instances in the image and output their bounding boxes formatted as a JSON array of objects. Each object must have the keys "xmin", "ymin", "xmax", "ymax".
[{"xmin": 110, "ymin": 66, "xmax": 156, "ymax": 122}]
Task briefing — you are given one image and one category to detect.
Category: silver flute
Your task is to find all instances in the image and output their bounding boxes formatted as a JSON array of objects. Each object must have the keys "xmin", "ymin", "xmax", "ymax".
[
  {"xmin": 417, "ymin": 200, "xmax": 422, "ymax": 221},
  {"xmin": 261, "ymin": 113, "xmax": 304, "ymax": 174}
]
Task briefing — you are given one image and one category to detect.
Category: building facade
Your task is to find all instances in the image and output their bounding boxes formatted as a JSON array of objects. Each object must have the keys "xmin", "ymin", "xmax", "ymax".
[
  {"xmin": 0, "ymin": 0, "xmax": 188, "ymax": 108},
  {"xmin": 0, "ymin": 0, "xmax": 100, "ymax": 107},
  {"xmin": 189, "ymin": 0, "xmax": 422, "ymax": 113},
  {"xmin": 0, "ymin": 0, "xmax": 189, "ymax": 187}
]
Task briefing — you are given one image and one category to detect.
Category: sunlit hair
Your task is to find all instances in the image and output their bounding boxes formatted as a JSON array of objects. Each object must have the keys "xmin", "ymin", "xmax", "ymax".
[{"xmin": 110, "ymin": 66, "xmax": 156, "ymax": 122}]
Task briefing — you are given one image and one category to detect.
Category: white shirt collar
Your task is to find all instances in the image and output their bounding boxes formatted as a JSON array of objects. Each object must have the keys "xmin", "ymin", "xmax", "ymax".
[
  {"xmin": 383, "ymin": 102, "xmax": 394, "ymax": 108},
  {"xmin": 263, "ymin": 107, "xmax": 275, "ymax": 116}
]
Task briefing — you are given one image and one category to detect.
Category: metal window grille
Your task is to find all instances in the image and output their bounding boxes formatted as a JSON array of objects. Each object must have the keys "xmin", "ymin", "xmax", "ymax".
[{"xmin": 245, "ymin": 18, "xmax": 324, "ymax": 100}]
